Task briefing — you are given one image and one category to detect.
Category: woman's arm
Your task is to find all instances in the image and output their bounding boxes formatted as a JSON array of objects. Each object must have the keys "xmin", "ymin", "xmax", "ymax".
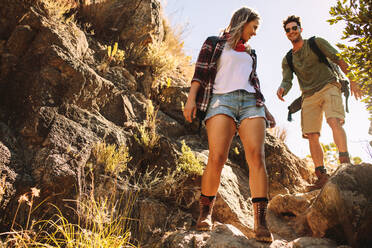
[{"xmin": 183, "ymin": 81, "xmax": 201, "ymax": 123}]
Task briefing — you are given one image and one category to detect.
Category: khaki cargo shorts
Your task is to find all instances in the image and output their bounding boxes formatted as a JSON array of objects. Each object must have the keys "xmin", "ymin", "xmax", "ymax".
[{"xmin": 301, "ymin": 83, "xmax": 345, "ymax": 138}]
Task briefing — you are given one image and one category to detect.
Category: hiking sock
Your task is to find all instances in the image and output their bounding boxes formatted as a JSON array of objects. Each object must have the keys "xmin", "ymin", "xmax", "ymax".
[
  {"xmin": 201, "ymin": 193, "xmax": 216, "ymax": 202},
  {"xmin": 252, "ymin": 197, "xmax": 268, "ymax": 203},
  {"xmin": 339, "ymin": 151, "xmax": 350, "ymax": 163},
  {"xmin": 315, "ymin": 166, "xmax": 327, "ymax": 174},
  {"xmin": 339, "ymin": 151, "xmax": 349, "ymax": 157}
]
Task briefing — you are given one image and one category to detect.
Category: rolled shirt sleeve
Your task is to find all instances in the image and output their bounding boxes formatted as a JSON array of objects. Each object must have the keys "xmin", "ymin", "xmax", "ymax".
[
  {"xmin": 191, "ymin": 38, "xmax": 214, "ymax": 88},
  {"xmin": 314, "ymin": 37, "xmax": 340, "ymax": 63}
]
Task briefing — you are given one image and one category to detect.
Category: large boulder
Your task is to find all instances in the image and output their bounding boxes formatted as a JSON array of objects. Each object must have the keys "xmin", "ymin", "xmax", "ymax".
[
  {"xmin": 268, "ymin": 163, "xmax": 372, "ymax": 247},
  {"xmin": 270, "ymin": 237, "xmax": 341, "ymax": 248},
  {"xmin": 0, "ymin": 0, "xmax": 32, "ymax": 40},
  {"xmin": 0, "ymin": 122, "xmax": 31, "ymax": 228},
  {"xmin": 264, "ymin": 134, "xmax": 313, "ymax": 196},
  {"xmin": 306, "ymin": 163, "xmax": 372, "ymax": 247},
  {"xmin": 161, "ymin": 223, "xmax": 262, "ymax": 248},
  {"xmin": 79, "ymin": 0, "xmax": 164, "ymax": 43}
]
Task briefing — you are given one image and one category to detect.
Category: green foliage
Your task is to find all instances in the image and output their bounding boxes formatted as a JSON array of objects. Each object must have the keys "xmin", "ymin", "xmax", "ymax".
[
  {"xmin": 352, "ymin": 156, "xmax": 362, "ymax": 164},
  {"xmin": 98, "ymin": 42, "xmax": 126, "ymax": 73},
  {"xmin": 321, "ymin": 142, "xmax": 338, "ymax": 165},
  {"xmin": 233, "ymin": 146, "xmax": 240, "ymax": 155},
  {"xmin": 177, "ymin": 140, "xmax": 204, "ymax": 176},
  {"xmin": 328, "ymin": 0, "xmax": 372, "ymax": 103},
  {"xmin": 321, "ymin": 142, "xmax": 363, "ymax": 166}
]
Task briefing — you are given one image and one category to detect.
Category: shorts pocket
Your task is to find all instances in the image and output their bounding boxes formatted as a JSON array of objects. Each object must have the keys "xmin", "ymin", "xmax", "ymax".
[{"xmin": 331, "ymin": 94, "xmax": 344, "ymax": 115}]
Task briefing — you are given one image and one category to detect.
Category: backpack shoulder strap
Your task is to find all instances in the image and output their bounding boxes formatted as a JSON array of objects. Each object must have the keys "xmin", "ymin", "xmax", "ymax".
[
  {"xmin": 308, "ymin": 37, "xmax": 350, "ymax": 113},
  {"xmin": 308, "ymin": 36, "xmax": 332, "ymax": 69},
  {"xmin": 285, "ymin": 49, "xmax": 295, "ymax": 74}
]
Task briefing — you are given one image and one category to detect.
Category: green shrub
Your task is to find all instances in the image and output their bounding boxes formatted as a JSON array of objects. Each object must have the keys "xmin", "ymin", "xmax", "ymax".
[
  {"xmin": 177, "ymin": 140, "xmax": 204, "ymax": 176},
  {"xmin": 97, "ymin": 42, "xmax": 126, "ymax": 73}
]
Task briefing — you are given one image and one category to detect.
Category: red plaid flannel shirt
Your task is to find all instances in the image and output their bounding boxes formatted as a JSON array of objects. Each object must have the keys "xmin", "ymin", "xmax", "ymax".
[{"xmin": 191, "ymin": 34, "xmax": 265, "ymax": 115}]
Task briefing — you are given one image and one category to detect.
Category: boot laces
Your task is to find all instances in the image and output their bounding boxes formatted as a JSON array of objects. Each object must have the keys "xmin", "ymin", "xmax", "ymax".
[{"xmin": 257, "ymin": 202, "xmax": 267, "ymax": 225}]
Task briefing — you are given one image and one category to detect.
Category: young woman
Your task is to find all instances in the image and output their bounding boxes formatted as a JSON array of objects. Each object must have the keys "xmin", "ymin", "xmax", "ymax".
[{"xmin": 183, "ymin": 7, "xmax": 275, "ymax": 242}]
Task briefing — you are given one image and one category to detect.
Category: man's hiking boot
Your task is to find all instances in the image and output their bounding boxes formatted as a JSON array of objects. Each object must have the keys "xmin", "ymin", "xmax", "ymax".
[
  {"xmin": 339, "ymin": 151, "xmax": 350, "ymax": 164},
  {"xmin": 307, "ymin": 166, "xmax": 329, "ymax": 191},
  {"xmin": 253, "ymin": 200, "xmax": 272, "ymax": 242},
  {"xmin": 196, "ymin": 195, "xmax": 215, "ymax": 231}
]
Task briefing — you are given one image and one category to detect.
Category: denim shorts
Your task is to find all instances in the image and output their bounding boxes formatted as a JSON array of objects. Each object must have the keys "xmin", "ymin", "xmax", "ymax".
[{"xmin": 204, "ymin": 90, "xmax": 266, "ymax": 127}]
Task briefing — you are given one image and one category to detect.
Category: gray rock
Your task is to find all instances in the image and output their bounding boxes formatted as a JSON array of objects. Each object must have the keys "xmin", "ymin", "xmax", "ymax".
[{"xmin": 306, "ymin": 163, "xmax": 372, "ymax": 247}]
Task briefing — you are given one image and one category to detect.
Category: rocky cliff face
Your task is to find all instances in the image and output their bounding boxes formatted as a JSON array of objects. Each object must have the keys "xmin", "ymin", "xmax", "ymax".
[{"xmin": 0, "ymin": 1, "xmax": 371, "ymax": 247}]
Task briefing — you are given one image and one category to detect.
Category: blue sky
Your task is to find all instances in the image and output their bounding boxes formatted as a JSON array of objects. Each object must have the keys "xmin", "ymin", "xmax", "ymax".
[{"xmin": 164, "ymin": 0, "xmax": 372, "ymax": 162}]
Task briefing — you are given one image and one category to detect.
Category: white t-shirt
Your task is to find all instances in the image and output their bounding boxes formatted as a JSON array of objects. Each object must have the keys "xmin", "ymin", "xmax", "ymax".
[{"xmin": 213, "ymin": 45, "xmax": 255, "ymax": 94}]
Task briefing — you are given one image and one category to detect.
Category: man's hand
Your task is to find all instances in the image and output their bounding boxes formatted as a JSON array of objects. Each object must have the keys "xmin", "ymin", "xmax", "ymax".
[
  {"xmin": 276, "ymin": 87, "xmax": 285, "ymax": 101},
  {"xmin": 350, "ymin": 80, "xmax": 363, "ymax": 100},
  {"xmin": 183, "ymin": 99, "xmax": 197, "ymax": 123},
  {"xmin": 337, "ymin": 59, "xmax": 364, "ymax": 100}
]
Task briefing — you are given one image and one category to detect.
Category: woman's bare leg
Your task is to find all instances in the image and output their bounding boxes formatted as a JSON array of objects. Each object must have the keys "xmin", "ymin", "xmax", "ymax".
[
  {"xmin": 202, "ymin": 114, "xmax": 236, "ymax": 196},
  {"xmin": 238, "ymin": 117, "xmax": 267, "ymax": 198}
]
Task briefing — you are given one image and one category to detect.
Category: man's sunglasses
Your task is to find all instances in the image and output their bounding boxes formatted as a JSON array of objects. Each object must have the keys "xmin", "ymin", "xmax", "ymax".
[{"xmin": 285, "ymin": 26, "xmax": 300, "ymax": 33}]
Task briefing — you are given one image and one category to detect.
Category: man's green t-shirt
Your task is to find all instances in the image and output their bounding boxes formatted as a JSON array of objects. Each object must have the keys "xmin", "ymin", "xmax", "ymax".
[{"xmin": 280, "ymin": 37, "xmax": 340, "ymax": 97}]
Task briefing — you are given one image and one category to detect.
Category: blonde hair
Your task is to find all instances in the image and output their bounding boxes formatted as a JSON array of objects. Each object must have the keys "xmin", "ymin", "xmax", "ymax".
[{"xmin": 224, "ymin": 7, "xmax": 260, "ymax": 49}]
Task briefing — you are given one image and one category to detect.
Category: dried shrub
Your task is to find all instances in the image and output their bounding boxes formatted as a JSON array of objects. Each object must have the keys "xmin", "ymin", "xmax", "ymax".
[{"xmin": 268, "ymin": 126, "xmax": 288, "ymax": 142}]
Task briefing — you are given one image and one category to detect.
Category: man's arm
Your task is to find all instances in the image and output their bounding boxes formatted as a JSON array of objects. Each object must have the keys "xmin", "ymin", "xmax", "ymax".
[
  {"xmin": 277, "ymin": 57, "xmax": 293, "ymax": 101},
  {"xmin": 337, "ymin": 59, "xmax": 363, "ymax": 100},
  {"xmin": 315, "ymin": 37, "xmax": 363, "ymax": 100}
]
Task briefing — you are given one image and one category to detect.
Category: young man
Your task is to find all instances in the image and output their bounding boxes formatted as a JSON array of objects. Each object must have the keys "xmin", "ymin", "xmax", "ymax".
[{"xmin": 277, "ymin": 15, "xmax": 363, "ymax": 191}]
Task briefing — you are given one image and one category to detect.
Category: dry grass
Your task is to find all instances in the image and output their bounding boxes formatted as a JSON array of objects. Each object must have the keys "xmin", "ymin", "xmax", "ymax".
[
  {"xmin": 162, "ymin": 19, "xmax": 193, "ymax": 80},
  {"xmin": 124, "ymin": 17, "xmax": 193, "ymax": 82},
  {"xmin": 1, "ymin": 189, "xmax": 136, "ymax": 247},
  {"xmin": 142, "ymin": 41, "xmax": 179, "ymax": 80},
  {"xmin": 268, "ymin": 126, "xmax": 288, "ymax": 142},
  {"xmin": 1, "ymin": 142, "xmax": 137, "ymax": 248},
  {"xmin": 140, "ymin": 18, "xmax": 193, "ymax": 81},
  {"xmin": 134, "ymin": 100, "xmax": 160, "ymax": 151},
  {"xmin": 90, "ymin": 141, "xmax": 132, "ymax": 176},
  {"xmin": 36, "ymin": 0, "xmax": 77, "ymax": 21},
  {"xmin": 0, "ymin": 175, "xmax": 5, "ymax": 203},
  {"xmin": 78, "ymin": 0, "xmax": 116, "ymax": 36}
]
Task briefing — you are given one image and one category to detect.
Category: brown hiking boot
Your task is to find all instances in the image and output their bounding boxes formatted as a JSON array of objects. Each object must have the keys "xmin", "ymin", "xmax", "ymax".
[
  {"xmin": 253, "ymin": 201, "xmax": 272, "ymax": 242},
  {"xmin": 307, "ymin": 166, "xmax": 330, "ymax": 191},
  {"xmin": 196, "ymin": 195, "xmax": 215, "ymax": 231}
]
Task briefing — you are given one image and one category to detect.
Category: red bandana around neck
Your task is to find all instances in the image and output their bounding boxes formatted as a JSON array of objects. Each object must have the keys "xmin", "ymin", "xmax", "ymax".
[
  {"xmin": 223, "ymin": 33, "xmax": 248, "ymax": 52},
  {"xmin": 235, "ymin": 39, "xmax": 247, "ymax": 52}
]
